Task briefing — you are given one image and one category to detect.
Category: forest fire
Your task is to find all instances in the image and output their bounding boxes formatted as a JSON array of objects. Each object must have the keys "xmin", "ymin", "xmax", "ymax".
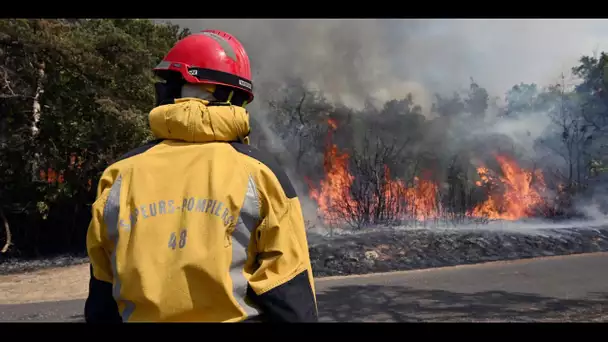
[
  {"xmin": 307, "ymin": 119, "xmax": 550, "ymax": 226},
  {"xmin": 307, "ymin": 119, "xmax": 440, "ymax": 225}
]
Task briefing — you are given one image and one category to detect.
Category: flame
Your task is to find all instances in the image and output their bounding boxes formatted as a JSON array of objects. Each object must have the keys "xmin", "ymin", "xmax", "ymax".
[
  {"xmin": 308, "ymin": 119, "xmax": 439, "ymax": 225},
  {"xmin": 472, "ymin": 155, "xmax": 546, "ymax": 220},
  {"xmin": 327, "ymin": 118, "xmax": 338, "ymax": 130},
  {"xmin": 307, "ymin": 142, "xmax": 357, "ymax": 225},
  {"xmin": 39, "ymin": 154, "xmax": 88, "ymax": 186},
  {"xmin": 383, "ymin": 168, "xmax": 439, "ymax": 221},
  {"xmin": 308, "ymin": 121, "xmax": 548, "ymax": 226}
]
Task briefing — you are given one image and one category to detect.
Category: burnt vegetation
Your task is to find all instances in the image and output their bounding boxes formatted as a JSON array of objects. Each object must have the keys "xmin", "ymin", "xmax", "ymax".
[
  {"xmin": 0, "ymin": 19, "xmax": 607, "ymax": 259},
  {"xmin": 269, "ymin": 72, "xmax": 608, "ymax": 230}
]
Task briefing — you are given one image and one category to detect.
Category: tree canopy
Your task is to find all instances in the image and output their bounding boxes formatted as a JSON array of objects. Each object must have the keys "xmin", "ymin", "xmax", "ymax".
[{"xmin": 0, "ymin": 19, "xmax": 189, "ymax": 256}]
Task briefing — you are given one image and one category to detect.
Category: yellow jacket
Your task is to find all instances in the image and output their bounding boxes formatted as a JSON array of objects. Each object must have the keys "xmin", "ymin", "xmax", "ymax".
[{"xmin": 85, "ymin": 98, "xmax": 317, "ymax": 322}]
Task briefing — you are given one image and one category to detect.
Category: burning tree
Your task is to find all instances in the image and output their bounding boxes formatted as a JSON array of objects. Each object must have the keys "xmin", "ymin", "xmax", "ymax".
[
  {"xmin": 308, "ymin": 118, "xmax": 441, "ymax": 229},
  {"xmin": 308, "ymin": 119, "xmax": 553, "ymax": 229}
]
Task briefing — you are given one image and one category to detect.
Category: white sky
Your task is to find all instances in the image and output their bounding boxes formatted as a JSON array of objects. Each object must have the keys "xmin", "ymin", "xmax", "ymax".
[{"xmin": 414, "ymin": 19, "xmax": 608, "ymax": 95}]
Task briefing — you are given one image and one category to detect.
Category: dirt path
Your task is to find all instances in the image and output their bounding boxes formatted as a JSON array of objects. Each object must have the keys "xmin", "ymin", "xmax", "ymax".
[{"xmin": 0, "ymin": 263, "xmax": 89, "ymax": 304}]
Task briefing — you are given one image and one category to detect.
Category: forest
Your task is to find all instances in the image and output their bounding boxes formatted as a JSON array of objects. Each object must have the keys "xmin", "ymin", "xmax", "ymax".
[{"xmin": 1, "ymin": 19, "xmax": 607, "ymax": 257}]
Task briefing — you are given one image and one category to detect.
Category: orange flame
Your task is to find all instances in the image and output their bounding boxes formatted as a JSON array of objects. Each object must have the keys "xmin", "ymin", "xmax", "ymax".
[
  {"xmin": 308, "ymin": 119, "xmax": 439, "ymax": 225},
  {"xmin": 39, "ymin": 154, "xmax": 89, "ymax": 186},
  {"xmin": 307, "ymin": 142, "xmax": 357, "ymax": 225},
  {"xmin": 472, "ymin": 155, "xmax": 546, "ymax": 220},
  {"xmin": 307, "ymin": 121, "xmax": 550, "ymax": 226},
  {"xmin": 383, "ymin": 168, "xmax": 439, "ymax": 221},
  {"xmin": 327, "ymin": 118, "xmax": 338, "ymax": 130}
]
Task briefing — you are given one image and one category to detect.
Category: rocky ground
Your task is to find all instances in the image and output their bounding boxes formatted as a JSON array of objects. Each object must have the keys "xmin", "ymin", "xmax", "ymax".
[
  {"xmin": 2, "ymin": 222, "xmax": 608, "ymax": 278},
  {"xmin": 308, "ymin": 224, "xmax": 608, "ymax": 277},
  {"xmin": 0, "ymin": 255, "xmax": 88, "ymax": 276}
]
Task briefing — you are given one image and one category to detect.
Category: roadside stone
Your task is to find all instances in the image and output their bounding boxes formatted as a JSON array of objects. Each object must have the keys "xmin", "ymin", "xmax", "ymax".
[{"xmin": 365, "ymin": 251, "xmax": 379, "ymax": 260}]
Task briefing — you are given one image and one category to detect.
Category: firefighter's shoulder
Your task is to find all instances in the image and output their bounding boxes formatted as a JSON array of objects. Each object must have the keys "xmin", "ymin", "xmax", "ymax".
[
  {"xmin": 229, "ymin": 142, "xmax": 297, "ymax": 199},
  {"xmin": 92, "ymin": 139, "xmax": 165, "ymax": 196},
  {"xmin": 113, "ymin": 138, "xmax": 165, "ymax": 164}
]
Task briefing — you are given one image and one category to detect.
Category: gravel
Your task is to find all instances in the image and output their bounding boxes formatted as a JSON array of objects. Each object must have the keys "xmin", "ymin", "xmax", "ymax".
[
  {"xmin": 0, "ymin": 255, "xmax": 89, "ymax": 276},
  {"xmin": 308, "ymin": 225, "xmax": 608, "ymax": 277}
]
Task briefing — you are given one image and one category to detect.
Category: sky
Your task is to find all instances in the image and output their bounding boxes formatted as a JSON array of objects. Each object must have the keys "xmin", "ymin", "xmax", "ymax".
[{"xmin": 165, "ymin": 19, "xmax": 608, "ymax": 110}]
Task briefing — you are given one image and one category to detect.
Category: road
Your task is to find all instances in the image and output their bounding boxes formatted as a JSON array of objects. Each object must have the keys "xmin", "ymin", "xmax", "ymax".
[{"xmin": 1, "ymin": 253, "xmax": 607, "ymax": 322}]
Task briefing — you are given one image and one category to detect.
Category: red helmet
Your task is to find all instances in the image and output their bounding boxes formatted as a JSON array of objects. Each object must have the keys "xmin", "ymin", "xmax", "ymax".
[{"xmin": 153, "ymin": 29, "xmax": 254, "ymax": 104}]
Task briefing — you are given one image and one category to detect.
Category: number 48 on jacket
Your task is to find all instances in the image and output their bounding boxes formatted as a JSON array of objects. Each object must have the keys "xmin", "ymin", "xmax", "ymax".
[{"xmin": 169, "ymin": 229, "xmax": 188, "ymax": 249}]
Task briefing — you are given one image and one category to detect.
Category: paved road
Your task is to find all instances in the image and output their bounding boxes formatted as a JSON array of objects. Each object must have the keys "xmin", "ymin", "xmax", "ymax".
[{"xmin": 2, "ymin": 253, "xmax": 608, "ymax": 322}]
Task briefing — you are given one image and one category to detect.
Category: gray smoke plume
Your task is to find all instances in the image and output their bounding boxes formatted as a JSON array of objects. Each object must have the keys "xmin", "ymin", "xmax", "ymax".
[
  {"xmin": 165, "ymin": 19, "xmax": 608, "ymax": 109},
  {"xmin": 160, "ymin": 19, "xmax": 606, "ymax": 156},
  {"xmin": 165, "ymin": 19, "xmax": 608, "ymax": 158}
]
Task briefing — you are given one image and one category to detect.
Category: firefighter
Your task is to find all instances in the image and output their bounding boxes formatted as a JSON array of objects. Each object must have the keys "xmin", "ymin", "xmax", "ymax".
[{"xmin": 84, "ymin": 30, "xmax": 318, "ymax": 322}]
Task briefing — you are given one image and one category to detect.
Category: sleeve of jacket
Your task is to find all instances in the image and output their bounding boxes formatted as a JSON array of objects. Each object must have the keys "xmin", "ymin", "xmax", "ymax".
[
  {"xmin": 246, "ymin": 175, "xmax": 318, "ymax": 322},
  {"xmin": 84, "ymin": 173, "xmax": 122, "ymax": 323}
]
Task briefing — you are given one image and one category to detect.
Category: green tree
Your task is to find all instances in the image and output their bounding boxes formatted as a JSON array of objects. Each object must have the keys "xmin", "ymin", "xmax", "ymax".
[{"xmin": 0, "ymin": 19, "xmax": 189, "ymax": 256}]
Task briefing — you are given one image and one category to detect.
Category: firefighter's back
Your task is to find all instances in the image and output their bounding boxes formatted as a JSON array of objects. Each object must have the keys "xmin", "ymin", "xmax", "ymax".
[
  {"xmin": 84, "ymin": 99, "xmax": 270, "ymax": 322},
  {"xmin": 87, "ymin": 27, "xmax": 319, "ymax": 321},
  {"xmin": 108, "ymin": 139, "xmax": 254, "ymax": 322}
]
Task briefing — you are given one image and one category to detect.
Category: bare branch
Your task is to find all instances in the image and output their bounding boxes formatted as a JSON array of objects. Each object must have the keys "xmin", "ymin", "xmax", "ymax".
[
  {"xmin": 0, "ymin": 207, "xmax": 12, "ymax": 253},
  {"xmin": 0, "ymin": 65, "xmax": 17, "ymax": 97},
  {"xmin": 295, "ymin": 92, "xmax": 306, "ymax": 126}
]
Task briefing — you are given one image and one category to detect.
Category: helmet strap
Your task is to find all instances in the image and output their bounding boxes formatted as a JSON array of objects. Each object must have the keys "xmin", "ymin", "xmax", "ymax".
[
  {"xmin": 226, "ymin": 90, "xmax": 234, "ymax": 103},
  {"xmin": 212, "ymin": 85, "xmax": 249, "ymax": 107}
]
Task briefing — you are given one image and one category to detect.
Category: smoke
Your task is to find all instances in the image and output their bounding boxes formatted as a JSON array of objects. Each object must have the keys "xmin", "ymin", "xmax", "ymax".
[
  {"xmin": 165, "ymin": 19, "xmax": 608, "ymax": 108},
  {"xmin": 162, "ymin": 19, "xmax": 608, "ymax": 223},
  {"xmin": 164, "ymin": 19, "xmax": 608, "ymax": 149}
]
